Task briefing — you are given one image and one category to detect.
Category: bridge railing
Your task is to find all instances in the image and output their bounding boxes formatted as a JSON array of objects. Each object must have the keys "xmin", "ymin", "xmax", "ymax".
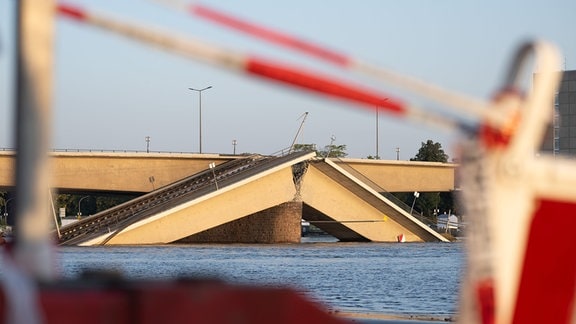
[
  {"xmin": 1, "ymin": 146, "xmax": 302, "ymax": 157},
  {"xmin": 1, "ymin": 147, "xmax": 252, "ymax": 155}
]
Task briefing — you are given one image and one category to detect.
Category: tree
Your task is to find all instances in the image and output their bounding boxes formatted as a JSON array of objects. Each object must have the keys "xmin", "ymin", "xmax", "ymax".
[
  {"xmin": 291, "ymin": 143, "xmax": 348, "ymax": 158},
  {"xmin": 53, "ymin": 193, "xmax": 137, "ymax": 217},
  {"xmin": 396, "ymin": 140, "xmax": 453, "ymax": 218},
  {"xmin": 95, "ymin": 194, "xmax": 136, "ymax": 212},
  {"xmin": 291, "ymin": 144, "xmax": 317, "ymax": 152},
  {"xmin": 416, "ymin": 192, "xmax": 442, "ymax": 217},
  {"xmin": 319, "ymin": 144, "xmax": 348, "ymax": 158},
  {"xmin": 411, "ymin": 140, "xmax": 449, "ymax": 163}
]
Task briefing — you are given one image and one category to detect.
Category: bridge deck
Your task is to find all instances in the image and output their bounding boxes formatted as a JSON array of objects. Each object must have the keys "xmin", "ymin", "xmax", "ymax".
[{"xmin": 0, "ymin": 151, "xmax": 457, "ymax": 193}]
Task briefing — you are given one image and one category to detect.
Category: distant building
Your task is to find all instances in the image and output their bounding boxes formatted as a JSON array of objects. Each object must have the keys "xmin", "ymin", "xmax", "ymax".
[{"xmin": 540, "ymin": 70, "xmax": 576, "ymax": 157}]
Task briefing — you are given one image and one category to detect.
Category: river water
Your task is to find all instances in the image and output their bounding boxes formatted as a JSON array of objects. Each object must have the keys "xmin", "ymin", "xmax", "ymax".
[{"xmin": 54, "ymin": 238, "xmax": 464, "ymax": 318}]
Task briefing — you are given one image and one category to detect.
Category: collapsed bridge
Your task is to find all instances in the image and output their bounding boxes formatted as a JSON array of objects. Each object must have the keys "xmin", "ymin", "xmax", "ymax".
[{"xmin": 56, "ymin": 150, "xmax": 449, "ymax": 246}]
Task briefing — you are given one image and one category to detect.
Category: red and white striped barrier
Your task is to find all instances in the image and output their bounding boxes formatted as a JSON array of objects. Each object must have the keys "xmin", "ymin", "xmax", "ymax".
[
  {"xmin": 57, "ymin": 3, "xmax": 466, "ymax": 132},
  {"xmin": 151, "ymin": 0, "xmax": 507, "ymax": 130},
  {"xmin": 457, "ymin": 43, "xmax": 576, "ymax": 324}
]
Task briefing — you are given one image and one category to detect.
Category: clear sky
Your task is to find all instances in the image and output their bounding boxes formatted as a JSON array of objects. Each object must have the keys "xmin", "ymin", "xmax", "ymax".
[{"xmin": 1, "ymin": 1, "xmax": 575, "ymax": 160}]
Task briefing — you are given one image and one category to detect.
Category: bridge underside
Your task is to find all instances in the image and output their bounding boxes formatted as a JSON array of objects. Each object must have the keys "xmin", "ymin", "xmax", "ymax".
[{"xmin": 76, "ymin": 157, "xmax": 447, "ymax": 246}]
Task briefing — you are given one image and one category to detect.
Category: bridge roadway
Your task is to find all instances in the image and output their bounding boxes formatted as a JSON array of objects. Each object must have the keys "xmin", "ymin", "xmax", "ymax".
[
  {"xmin": 0, "ymin": 150, "xmax": 457, "ymax": 193},
  {"xmin": 54, "ymin": 150, "xmax": 449, "ymax": 245}
]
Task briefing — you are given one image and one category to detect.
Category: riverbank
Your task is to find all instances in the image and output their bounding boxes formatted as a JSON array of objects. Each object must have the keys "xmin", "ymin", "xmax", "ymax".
[{"xmin": 337, "ymin": 311, "xmax": 455, "ymax": 322}]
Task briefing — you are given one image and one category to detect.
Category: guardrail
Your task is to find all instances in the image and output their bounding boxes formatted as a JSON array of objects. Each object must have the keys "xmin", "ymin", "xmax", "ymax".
[{"xmin": 0, "ymin": 147, "xmax": 290, "ymax": 155}]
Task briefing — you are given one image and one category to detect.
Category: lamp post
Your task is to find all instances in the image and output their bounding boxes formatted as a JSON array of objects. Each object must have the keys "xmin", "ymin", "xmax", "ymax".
[
  {"xmin": 3, "ymin": 197, "xmax": 14, "ymax": 226},
  {"xmin": 375, "ymin": 109, "xmax": 379, "ymax": 159},
  {"xmin": 209, "ymin": 162, "xmax": 218, "ymax": 190},
  {"xmin": 77, "ymin": 196, "xmax": 89, "ymax": 219},
  {"xmin": 145, "ymin": 136, "xmax": 150, "ymax": 153},
  {"xmin": 149, "ymin": 176, "xmax": 155, "ymax": 190},
  {"xmin": 410, "ymin": 191, "xmax": 420, "ymax": 215},
  {"xmin": 396, "ymin": 147, "xmax": 400, "ymax": 160},
  {"xmin": 188, "ymin": 86, "xmax": 212, "ymax": 153},
  {"xmin": 232, "ymin": 139, "xmax": 237, "ymax": 155}
]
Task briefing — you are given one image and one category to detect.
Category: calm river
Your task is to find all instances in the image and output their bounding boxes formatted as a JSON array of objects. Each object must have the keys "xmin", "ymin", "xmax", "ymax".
[{"xmin": 54, "ymin": 238, "xmax": 464, "ymax": 319}]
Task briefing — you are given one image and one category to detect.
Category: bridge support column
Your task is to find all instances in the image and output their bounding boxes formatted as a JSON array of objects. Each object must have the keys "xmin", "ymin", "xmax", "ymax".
[{"xmin": 177, "ymin": 202, "xmax": 303, "ymax": 244}]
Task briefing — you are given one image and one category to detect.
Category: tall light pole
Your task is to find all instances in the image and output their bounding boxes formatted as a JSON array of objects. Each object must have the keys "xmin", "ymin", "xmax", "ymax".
[
  {"xmin": 77, "ymin": 196, "xmax": 89, "ymax": 219},
  {"xmin": 209, "ymin": 162, "xmax": 218, "ymax": 190},
  {"xmin": 410, "ymin": 191, "xmax": 420, "ymax": 215},
  {"xmin": 189, "ymin": 86, "xmax": 212, "ymax": 153},
  {"xmin": 375, "ymin": 108, "xmax": 379, "ymax": 159},
  {"xmin": 145, "ymin": 136, "xmax": 150, "ymax": 153},
  {"xmin": 396, "ymin": 147, "xmax": 400, "ymax": 160},
  {"xmin": 3, "ymin": 197, "xmax": 14, "ymax": 226},
  {"xmin": 149, "ymin": 176, "xmax": 155, "ymax": 190},
  {"xmin": 232, "ymin": 139, "xmax": 237, "ymax": 155}
]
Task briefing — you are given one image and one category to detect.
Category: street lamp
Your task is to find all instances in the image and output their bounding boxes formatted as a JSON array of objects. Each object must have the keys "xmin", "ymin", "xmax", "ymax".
[
  {"xmin": 189, "ymin": 86, "xmax": 213, "ymax": 153},
  {"xmin": 78, "ymin": 196, "xmax": 89, "ymax": 219},
  {"xmin": 149, "ymin": 176, "xmax": 155, "ymax": 190},
  {"xmin": 410, "ymin": 191, "xmax": 420, "ymax": 215},
  {"xmin": 209, "ymin": 162, "xmax": 218, "ymax": 190},
  {"xmin": 232, "ymin": 139, "xmax": 237, "ymax": 155},
  {"xmin": 3, "ymin": 197, "xmax": 14, "ymax": 226},
  {"xmin": 396, "ymin": 147, "xmax": 400, "ymax": 160},
  {"xmin": 145, "ymin": 136, "xmax": 150, "ymax": 153},
  {"xmin": 375, "ymin": 109, "xmax": 379, "ymax": 159}
]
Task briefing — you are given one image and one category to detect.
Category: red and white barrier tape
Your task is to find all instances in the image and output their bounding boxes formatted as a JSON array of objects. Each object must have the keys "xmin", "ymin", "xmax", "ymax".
[
  {"xmin": 151, "ymin": 0, "xmax": 511, "ymax": 129},
  {"xmin": 57, "ymin": 3, "xmax": 461, "ymax": 131}
]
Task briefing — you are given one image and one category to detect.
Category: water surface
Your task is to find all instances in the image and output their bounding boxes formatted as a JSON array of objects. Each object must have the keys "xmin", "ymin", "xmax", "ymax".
[{"xmin": 56, "ymin": 239, "xmax": 464, "ymax": 317}]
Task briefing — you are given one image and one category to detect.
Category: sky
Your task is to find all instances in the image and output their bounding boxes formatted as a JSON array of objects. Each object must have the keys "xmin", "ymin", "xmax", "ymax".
[{"xmin": 1, "ymin": 1, "xmax": 575, "ymax": 160}]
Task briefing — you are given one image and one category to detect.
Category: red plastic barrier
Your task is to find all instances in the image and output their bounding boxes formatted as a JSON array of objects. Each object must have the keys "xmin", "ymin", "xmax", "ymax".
[{"xmin": 1, "ymin": 277, "xmax": 349, "ymax": 324}]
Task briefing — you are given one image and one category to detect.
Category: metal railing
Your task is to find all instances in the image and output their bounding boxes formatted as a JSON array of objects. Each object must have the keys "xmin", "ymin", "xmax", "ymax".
[{"xmin": 1, "ymin": 146, "xmax": 296, "ymax": 156}]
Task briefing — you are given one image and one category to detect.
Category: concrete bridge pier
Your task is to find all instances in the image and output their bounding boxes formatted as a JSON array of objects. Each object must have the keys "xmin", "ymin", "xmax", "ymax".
[{"xmin": 176, "ymin": 202, "xmax": 303, "ymax": 244}]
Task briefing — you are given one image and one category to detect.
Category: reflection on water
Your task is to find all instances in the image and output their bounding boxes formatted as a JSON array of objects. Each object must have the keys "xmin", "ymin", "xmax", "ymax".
[{"xmin": 54, "ymin": 240, "xmax": 464, "ymax": 317}]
